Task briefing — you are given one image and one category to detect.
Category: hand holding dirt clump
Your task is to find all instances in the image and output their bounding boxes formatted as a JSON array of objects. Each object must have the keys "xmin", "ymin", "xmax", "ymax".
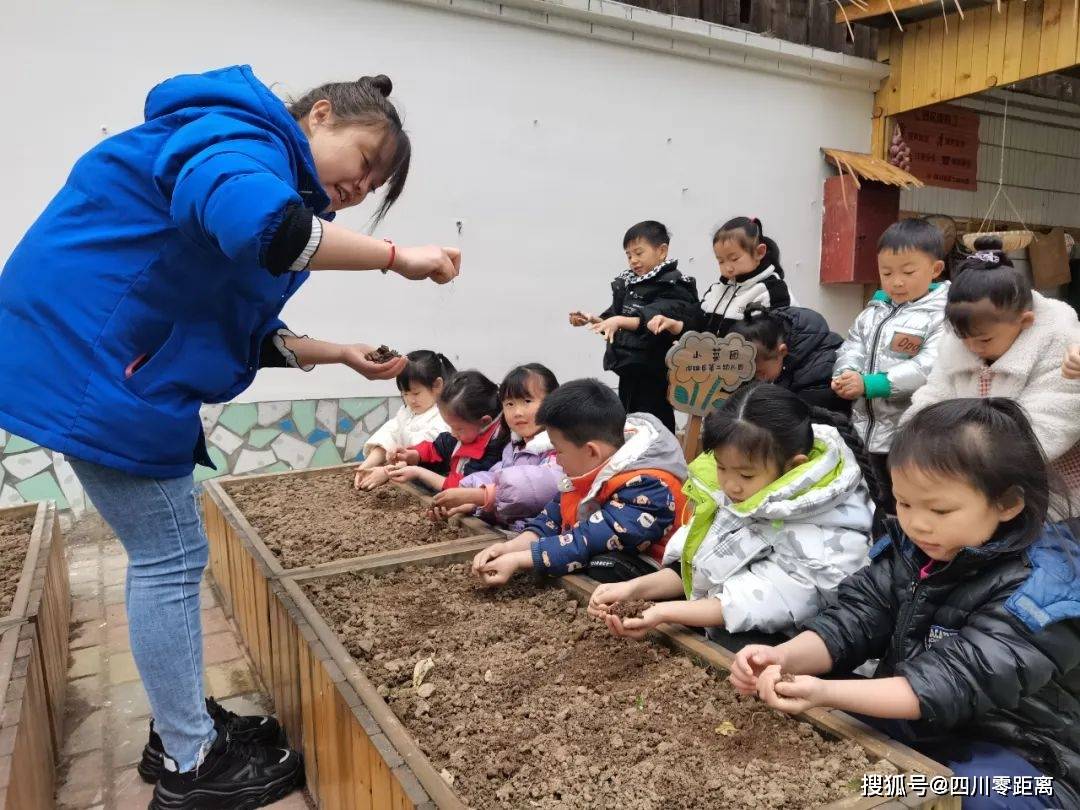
[
  {"xmin": 365, "ymin": 344, "xmax": 401, "ymax": 363},
  {"xmin": 608, "ymin": 600, "xmax": 654, "ymax": 620}
]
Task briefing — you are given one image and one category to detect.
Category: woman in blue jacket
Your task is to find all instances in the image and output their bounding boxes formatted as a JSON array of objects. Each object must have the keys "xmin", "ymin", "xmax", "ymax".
[{"xmin": 0, "ymin": 66, "xmax": 458, "ymax": 809}]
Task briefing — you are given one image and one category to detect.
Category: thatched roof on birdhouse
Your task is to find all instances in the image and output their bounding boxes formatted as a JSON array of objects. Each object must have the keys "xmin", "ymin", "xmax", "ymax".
[{"xmin": 822, "ymin": 148, "xmax": 924, "ymax": 189}]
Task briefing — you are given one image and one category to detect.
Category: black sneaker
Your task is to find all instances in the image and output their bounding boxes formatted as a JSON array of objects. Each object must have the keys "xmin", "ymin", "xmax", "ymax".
[
  {"xmin": 138, "ymin": 698, "xmax": 286, "ymax": 784},
  {"xmin": 148, "ymin": 727, "xmax": 303, "ymax": 810}
]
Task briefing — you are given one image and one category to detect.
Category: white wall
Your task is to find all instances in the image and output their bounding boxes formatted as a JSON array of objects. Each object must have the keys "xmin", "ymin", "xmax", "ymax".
[
  {"xmin": 1, "ymin": 0, "xmax": 875, "ymax": 401},
  {"xmin": 902, "ymin": 91, "xmax": 1080, "ymax": 231}
]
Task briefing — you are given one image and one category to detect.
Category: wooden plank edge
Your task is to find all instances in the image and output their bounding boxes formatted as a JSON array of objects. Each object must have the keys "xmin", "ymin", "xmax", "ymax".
[
  {"xmin": 285, "ymin": 535, "xmax": 503, "ymax": 583},
  {"xmin": 277, "ymin": 577, "xmax": 466, "ymax": 809}
]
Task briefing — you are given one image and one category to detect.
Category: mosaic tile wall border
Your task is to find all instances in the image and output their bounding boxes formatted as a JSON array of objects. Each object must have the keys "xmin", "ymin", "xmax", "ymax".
[{"xmin": 0, "ymin": 396, "xmax": 400, "ymax": 519}]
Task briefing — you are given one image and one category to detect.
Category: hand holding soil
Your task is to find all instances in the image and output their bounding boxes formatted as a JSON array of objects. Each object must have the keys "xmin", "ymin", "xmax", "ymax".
[
  {"xmin": 587, "ymin": 581, "xmax": 636, "ymax": 618},
  {"xmin": 391, "ymin": 245, "xmax": 461, "ymax": 284},
  {"xmin": 730, "ymin": 644, "xmax": 786, "ymax": 696},
  {"xmin": 608, "ymin": 600, "xmax": 655, "ymax": 620},
  {"xmin": 364, "ymin": 344, "xmax": 401, "ymax": 364},
  {"xmin": 756, "ymin": 665, "xmax": 822, "ymax": 715},
  {"xmin": 605, "ymin": 604, "xmax": 663, "ymax": 641},
  {"xmin": 387, "ymin": 448, "xmax": 420, "ymax": 466},
  {"xmin": 471, "ymin": 542, "xmax": 506, "ymax": 578},
  {"xmin": 568, "ymin": 310, "xmax": 599, "ymax": 327},
  {"xmin": 341, "ymin": 343, "xmax": 408, "ymax": 380},
  {"xmin": 477, "ymin": 553, "xmax": 518, "ymax": 587}
]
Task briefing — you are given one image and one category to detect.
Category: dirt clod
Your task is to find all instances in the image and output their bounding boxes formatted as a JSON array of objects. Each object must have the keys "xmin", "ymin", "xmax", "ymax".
[
  {"xmin": 0, "ymin": 516, "xmax": 34, "ymax": 615},
  {"xmin": 224, "ymin": 472, "xmax": 476, "ymax": 569},
  {"xmin": 365, "ymin": 344, "xmax": 401, "ymax": 363},
  {"xmin": 304, "ymin": 564, "xmax": 890, "ymax": 809},
  {"xmin": 780, "ymin": 673, "xmax": 797, "ymax": 683},
  {"xmin": 609, "ymin": 600, "xmax": 653, "ymax": 620}
]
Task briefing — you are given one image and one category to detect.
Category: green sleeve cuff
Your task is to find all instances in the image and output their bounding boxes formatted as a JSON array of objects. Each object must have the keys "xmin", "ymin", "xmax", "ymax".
[{"xmin": 863, "ymin": 373, "xmax": 892, "ymax": 399}]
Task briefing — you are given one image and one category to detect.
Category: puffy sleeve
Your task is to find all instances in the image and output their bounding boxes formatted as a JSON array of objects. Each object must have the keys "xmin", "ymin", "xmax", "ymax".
[{"xmin": 153, "ymin": 113, "xmax": 304, "ymax": 271}]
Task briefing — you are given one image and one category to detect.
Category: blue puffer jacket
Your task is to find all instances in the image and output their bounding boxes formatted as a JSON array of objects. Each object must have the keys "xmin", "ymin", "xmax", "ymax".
[{"xmin": 0, "ymin": 65, "xmax": 331, "ymax": 477}]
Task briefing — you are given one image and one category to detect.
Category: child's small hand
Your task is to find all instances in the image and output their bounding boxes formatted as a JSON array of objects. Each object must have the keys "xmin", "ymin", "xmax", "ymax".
[
  {"xmin": 387, "ymin": 448, "xmax": 420, "ymax": 466},
  {"xmin": 730, "ymin": 644, "xmax": 785, "ymax": 695},
  {"xmin": 605, "ymin": 604, "xmax": 664, "ymax": 640},
  {"xmin": 756, "ymin": 665, "xmax": 824, "ymax": 715},
  {"xmin": 1064, "ymin": 345, "xmax": 1080, "ymax": 380},
  {"xmin": 831, "ymin": 371, "xmax": 865, "ymax": 400},
  {"xmin": 471, "ymin": 542, "xmax": 506, "ymax": 578},
  {"xmin": 569, "ymin": 311, "xmax": 599, "ymax": 327},
  {"xmin": 356, "ymin": 466, "xmax": 391, "ymax": 491},
  {"xmin": 588, "ymin": 582, "xmax": 635, "ymax": 618},
  {"xmin": 388, "ymin": 465, "xmax": 423, "ymax": 483},
  {"xmin": 433, "ymin": 488, "xmax": 485, "ymax": 511},
  {"xmin": 647, "ymin": 315, "xmax": 684, "ymax": 336},
  {"xmin": 590, "ymin": 317, "xmax": 624, "ymax": 344},
  {"xmin": 478, "ymin": 553, "xmax": 519, "ymax": 587},
  {"xmin": 429, "ymin": 503, "xmax": 474, "ymax": 521}
]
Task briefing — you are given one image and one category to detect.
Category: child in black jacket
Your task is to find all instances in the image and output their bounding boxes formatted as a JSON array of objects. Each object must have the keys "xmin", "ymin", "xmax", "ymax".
[
  {"xmin": 569, "ymin": 220, "xmax": 698, "ymax": 434},
  {"xmin": 731, "ymin": 398, "xmax": 1080, "ymax": 809}
]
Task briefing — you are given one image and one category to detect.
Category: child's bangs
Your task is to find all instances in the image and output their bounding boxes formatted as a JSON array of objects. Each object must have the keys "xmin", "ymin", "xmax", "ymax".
[
  {"xmin": 945, "ymin": 300, "xmax": 1012, "ymax": 338},
  {"xmin": 704, "ymin": 418, "xmax": 779, "ymax": 468},
  {"xmin": 500, "ymin": 370, "xmax": 541, "ymax": 402},
  {"xmin": 889, "ymin": 424, "xmax": 990, "ymax": 490},
  {"xmin": 713, "ymin": 229, "xmax": 756, "ymax": 254}
]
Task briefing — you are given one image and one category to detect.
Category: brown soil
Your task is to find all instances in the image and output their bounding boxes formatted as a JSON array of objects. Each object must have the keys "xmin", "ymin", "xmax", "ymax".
[
  {"xmin": 365, "ymin": 344, "xmax": 401, "ymax": 363},
  {"xmin": 780, "ymin": 673, "xmax": 797, "ymax": 683},
  {"xmin": 304, "ymin": 565, "xmax": 894, "ymax": 809},
  {"xmin": 224, "ymin": 472, "xmax": 478, "ymax": 569},
  {"xmin": 0, "ymin": 515, "xmax": 34, "ymax": 615},
  {"xmin": 609, "ymin": 600, "xmax": 653, "ymax": 620}
]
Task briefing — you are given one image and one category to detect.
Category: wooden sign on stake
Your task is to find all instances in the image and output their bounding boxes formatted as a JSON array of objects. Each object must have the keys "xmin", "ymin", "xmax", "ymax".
[{"xmin": 665, "ymin": 332, "xmax": 757, "ymax": 460}]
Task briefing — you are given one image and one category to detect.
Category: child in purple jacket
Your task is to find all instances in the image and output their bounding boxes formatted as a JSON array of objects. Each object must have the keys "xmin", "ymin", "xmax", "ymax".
[{"xmin": 432, "ymin": 364, "xmax": 562, "ymax": 531}]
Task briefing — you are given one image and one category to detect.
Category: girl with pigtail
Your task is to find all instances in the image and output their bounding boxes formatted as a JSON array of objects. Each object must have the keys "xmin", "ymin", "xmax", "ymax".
[{"xmin": 589, "ymin": 383, "xmax": 881, "ymax": 646}]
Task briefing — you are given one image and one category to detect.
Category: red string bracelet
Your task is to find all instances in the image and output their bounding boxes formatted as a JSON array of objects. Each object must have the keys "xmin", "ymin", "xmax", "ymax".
[{"xmin": 382, "ymin": 239, "xmax": 396, "ymax": 274}]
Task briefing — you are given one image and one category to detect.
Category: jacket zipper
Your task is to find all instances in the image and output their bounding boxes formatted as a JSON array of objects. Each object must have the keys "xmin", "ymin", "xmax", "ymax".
[
  {"xmin": 864, "ymin": 302, "xmax": 903, "ymax": 449},
  {"xmin": 896, "ymin": 568, "xmax": 923, "ymax": 663}
]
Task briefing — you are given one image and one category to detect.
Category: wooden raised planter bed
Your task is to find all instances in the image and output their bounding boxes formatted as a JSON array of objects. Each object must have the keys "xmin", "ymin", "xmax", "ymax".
[
  {"xmin": 0, "ymin": 621, "xmax": 58, "ymax": 809},
  {"xmin": 0, "ymin": 501, "xmax": 70, "ymax": 809},
  {"xmin": 201, "ymin": 464, "xmax": 500, "ymax": 696},
  {"xmin": 266, "ymin": 543, "xmax": 959, "ymax": 810},
  {"xmin": 0, "ymin": 502, "xmax": 69, "ymax": 752}
]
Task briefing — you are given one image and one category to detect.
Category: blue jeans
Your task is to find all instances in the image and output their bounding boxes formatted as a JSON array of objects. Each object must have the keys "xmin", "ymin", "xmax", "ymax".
[{"xmin": 71, "ymin": 459, "xmax": 215, "ymax": 772}]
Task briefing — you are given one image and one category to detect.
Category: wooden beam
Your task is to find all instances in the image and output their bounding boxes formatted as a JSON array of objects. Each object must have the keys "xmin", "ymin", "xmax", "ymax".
[{"xmin": 837, "ymin": 0, "xmax": 936, "ymax": 25}]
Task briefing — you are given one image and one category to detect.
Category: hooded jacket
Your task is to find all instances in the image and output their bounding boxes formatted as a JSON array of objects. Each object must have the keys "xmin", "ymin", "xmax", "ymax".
[
  {"xmin": 804, "ymin": 520, "xmax": 1080, "ymax": 806},
  {"xmin": 694, "ymin": 260, "xmax": 791, "ymax": 338},
  {"xmin": 834, "ymin": 284, "xmax": 950, "ymax": 453},
  {"xmin": 458, "ymin": 431, "xmax": 563, "ymax": 531},
  {"xmin": 664, "ymin": 425, "xmax": 874, "ymax": 634},
  {"xmin": 600, "ymin": 260, "xmax": 700, "ymax": 374},
  {"xmin": 905, "ymin": 292, "xmax": 1080, "ymax": 498},
  {"xmin": 524, "ymin": 414, "xmax": 688, "ymax": 575},
  {"xmin": 0, "ymin": 65, "xmax": 328, "ymax": 477},
  {"xmin": 763, "ymin": 307, "xmax": 848, "ymax": 414}
]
